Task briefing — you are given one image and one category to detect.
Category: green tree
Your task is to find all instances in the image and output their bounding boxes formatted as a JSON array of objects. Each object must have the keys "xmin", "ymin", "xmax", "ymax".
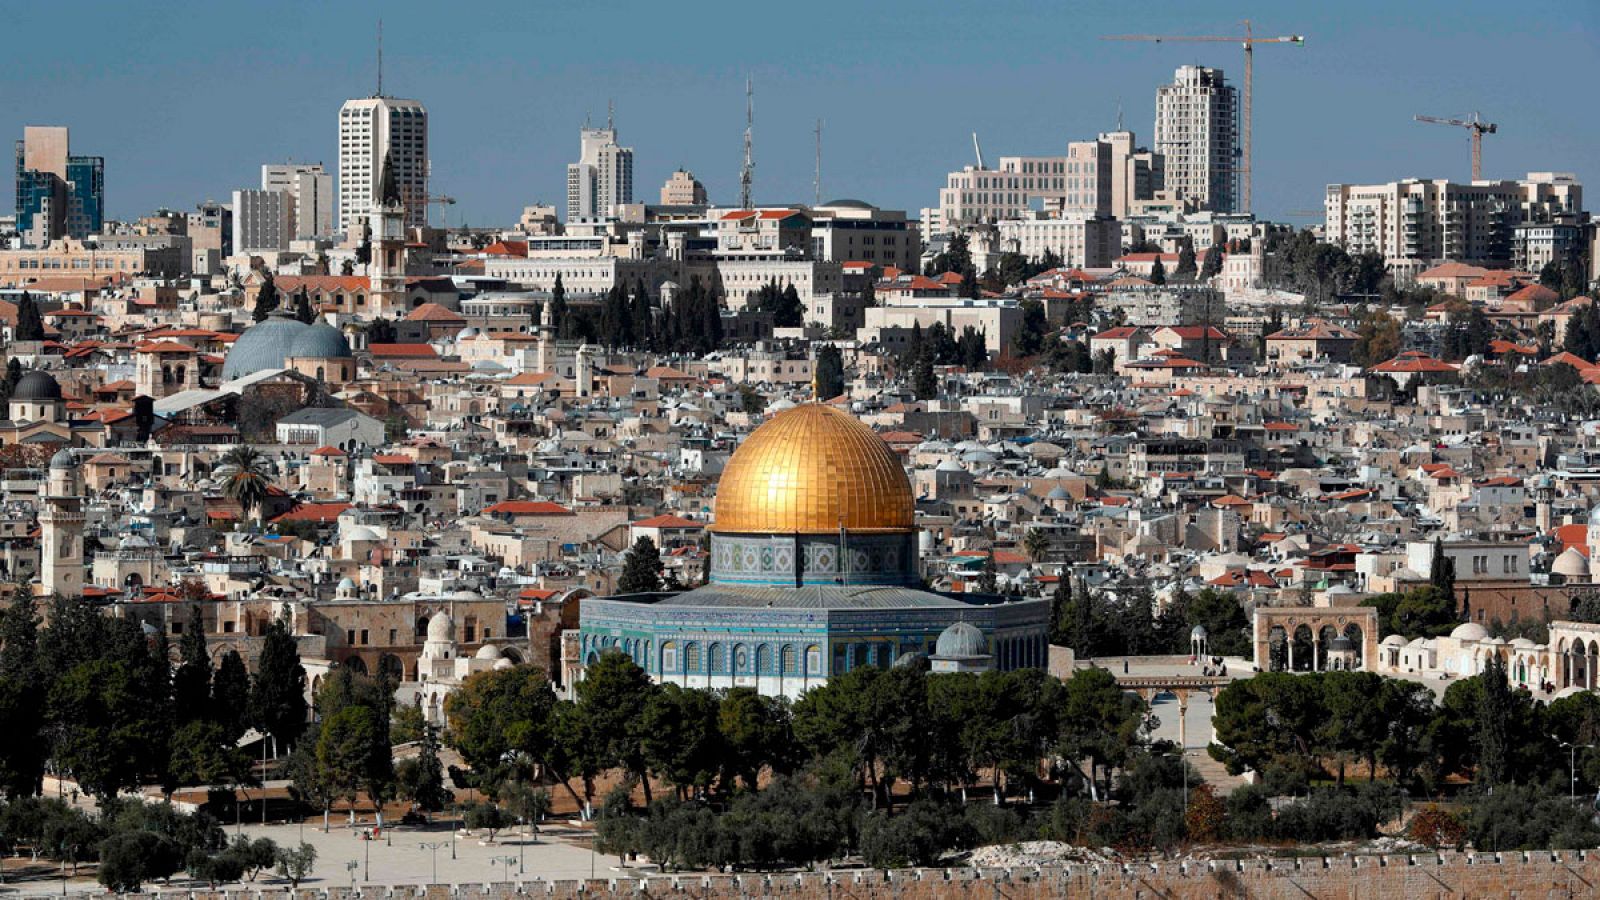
[
  {"xmin": 252, "ymin": 273, "xmax": 279, "ymax": 323},
  {"xmin": 249, "ymin": 612, "xmax": 308, "ymax": 751},
  {"xmin": 316, "ymin": 704, "xmax": 384, "ymax": 824},
  {"xmin": 1011, "ymin": 299, "xmax": 1047, "ymax": 357},
  {"xmin": 718, "ymin": 687, "xmax": 794, "ymax": 791},
  {"xmin": 406, "ymin": 723, "xmax": 453, "ymax": 816},
  {"xmin": 575, "ymin": 651, "xmax": 658, "ymax": 804},
  {"xmin": 1174, "ymin": 241, "xmax": 1197, "ymax": 279},
  {"xmin": 98, "ymin": 831, "xmax": 180, "ymax": 892},
  {"xmin": 210, "ymin": 649, "xmax": 251, "ymax": 742},
  {"xmin": 1022, "ymin": 528, "xmax": 1049, "ymax": 563},
  {"xmin": 1199, "ymin": 245, "xmax": 1224, "ymax": 280},
  {"xmin": 0, "ymin": 593, "xmax": 46, "ymax": 796},
  {"xmin": 443, "ymin": 665, "xmax": 583, "ymax": 808},
  {"xmin": 15, "ymin": 292, "xmax": 46, "ymax": 341},
  {"xmin": 274, "ymin": 842, "xmax": 317, "ymax": 887},
  {"xmin": 172, "ymin": 606, "xmax": 211, "ymax": 725},
  {"xmin": 1475, "ymin": 655, "xmax": 1513, "ymax": 788},
  {"xmin": 293, "ymin": 290, "xmax": 316, "ymax": 324},
  {"xmin": 218, "ymin": 445, "xmax": 274, "ymax": 523},
  {"xmin": 1057, "ymin": 667, "xmax": 1146, "ymax": 800},
  {"xmin": 814, "ymin": 344, "xmax": 845, "ymax": 400},
  {"xmin": 911, "ymin": 345, "xmax": 937, "ymax": 399},
  {"xmin": 1148, "ymin": 257, "xmax": 1167, "ymax": 285},
  {"xmin": 641, "ymin": 683, "xmax": 723, "ymax": 798},
  {"xmin": 618, "ymin": 536, "xmax": 663, "ymax": 594}
]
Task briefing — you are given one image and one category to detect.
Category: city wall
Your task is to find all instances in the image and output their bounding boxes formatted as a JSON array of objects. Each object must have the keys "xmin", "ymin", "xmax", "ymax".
[{"xmin": 135, "ymin": 850, "xmax": 1600, "ymax": 900}]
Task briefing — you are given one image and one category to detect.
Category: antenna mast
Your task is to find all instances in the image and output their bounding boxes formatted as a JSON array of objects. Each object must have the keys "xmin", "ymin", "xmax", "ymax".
[
  {"xmin": 607, "ymin": 98, "xmax": 615, "ymax": 132},
  {"xmin": 376, "ymin": 19, "xmax": 383, "ymax": 96},
  {"xmin": 740, "ymin": 77, "xmax": 754, "ymax": 210},
  {"xmin": 972, "ymin": 132, "xmax": 985, "ymax": 170},
  {"xmin": 814, "ymin": 119, "xmax": 823, "ymax": 206}
]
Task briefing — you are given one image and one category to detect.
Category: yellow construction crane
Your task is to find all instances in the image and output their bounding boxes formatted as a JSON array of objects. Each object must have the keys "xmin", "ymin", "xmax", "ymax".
[
  {"xmin": 1414, "ymin": 113, "xmax": 1496, "ymax": 181},
  {"xmin": 1103, "ymin": 20, "xmax": 1305, "ymax": 215}
]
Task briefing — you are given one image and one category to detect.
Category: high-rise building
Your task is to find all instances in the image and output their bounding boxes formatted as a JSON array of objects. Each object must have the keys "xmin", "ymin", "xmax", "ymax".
[
  {"xmin": 263, "ymin": 163, "xmax": 334, "ymax": 239},
  {"xmin": 566, "ymin": 123, "xmax": 633, "ymax": 221},
  {"xmin": 1097, "ymin": 130, "xmax": 1165, "ymax": 219},
  {"xmin": 232, "ymin": 189, "xmax": 296, "ymax": 253},
  {"xmin": 660, "ymin": 169, "xmax": 707, "ymax": 206},
  {"xmin": 186, "ymin": 200, "xmax": 232, "ymax": 275},
  {"xmin": 14, "ymin": 126, "xmax": 103, "ymax": 247},
  {"xmin": 337, "ymin": 96, "xmax": 427, "ymax": 235},
  {"xmin": 1154, "ymin": 66, "xmax": 1239, "ymax": 213}
]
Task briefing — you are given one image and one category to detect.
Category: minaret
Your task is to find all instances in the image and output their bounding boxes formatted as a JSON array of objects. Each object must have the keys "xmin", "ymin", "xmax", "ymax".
[
  {"xmin": 40, "ymin": 449, "xmax": 85, "ymax": 599},
  {"xmin": 367, "ymin": 150, "xmax": 408, "ymax": 313}
]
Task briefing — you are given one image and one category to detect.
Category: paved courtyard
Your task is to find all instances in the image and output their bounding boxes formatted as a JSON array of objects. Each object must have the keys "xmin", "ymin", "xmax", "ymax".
[{"xmin": 0, "ymin": 819, "xmax": 630, "ymax": 896}]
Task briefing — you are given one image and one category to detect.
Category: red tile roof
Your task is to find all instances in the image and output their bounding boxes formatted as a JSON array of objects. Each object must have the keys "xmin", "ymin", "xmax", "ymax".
[{"xmin": 484, "ymin": 500, "xmax": 574, "ymax": 516}]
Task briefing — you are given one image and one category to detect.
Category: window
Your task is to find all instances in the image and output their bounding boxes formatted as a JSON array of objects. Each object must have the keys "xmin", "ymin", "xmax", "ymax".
[
  {"xmin": 360, "ymin": 629, "xmax": 369, "ymax": 645},
  {"xmin": 389, "ymin": 628, "xmax": 397, "ymax": 645}
]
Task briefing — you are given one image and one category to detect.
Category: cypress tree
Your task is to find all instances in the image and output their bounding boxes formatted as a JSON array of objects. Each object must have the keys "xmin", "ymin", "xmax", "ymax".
[
  {"xmin": 618, "ymin": 536, "xmax": 663, "ymax": 594},
  {"xmin": 249, "ymin": 613, "xmax": 308, "ymax": 751},
  {"xmin": 550, "ymin": 273, "xmax": 569, "ymax": 339},
  {"xmin": 253, "ymin": 273, "xmax": 279, "ymax": 322},
  {"xmin": 171, "ymin": 606, "xmax": 211, "ymax": 725},
  {"xmin": 16, "ymin": 291, "xmax": 45, "ymax": 341}
]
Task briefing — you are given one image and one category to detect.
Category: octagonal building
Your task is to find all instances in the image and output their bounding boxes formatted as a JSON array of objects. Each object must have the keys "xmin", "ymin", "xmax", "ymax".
[{"xmin": 577, "ymin": 404, "xmax": 1049, "ymax": 697}]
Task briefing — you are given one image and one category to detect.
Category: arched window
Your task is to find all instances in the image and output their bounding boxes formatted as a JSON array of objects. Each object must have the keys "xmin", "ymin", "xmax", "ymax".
[
  {"xmin": 661, "ymin": 641, "xmax": 677, "ymax": 674},
  {"xmin": 734, "ymin": 644, "xmax": 750, "ymax": 674},
  {"xmin": 781, "ymin": 644, "xmax": 798, "ymax": 675},
  {"xmin": 756, "ymin": 644, "xmax": 773, "ymax": 675},
  {"xmin": 683, "ymin": 642, "xmax": 700, "ymax": 673},
  {"xmin": 708, "ymin": 643, "xmax": 725, "ymax": 675}
]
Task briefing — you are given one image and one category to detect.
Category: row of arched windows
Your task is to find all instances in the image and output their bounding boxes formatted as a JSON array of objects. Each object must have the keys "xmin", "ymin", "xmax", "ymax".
[{"xmin": 583, "ymin": 634, "xmax": 824, "ymax": 677}]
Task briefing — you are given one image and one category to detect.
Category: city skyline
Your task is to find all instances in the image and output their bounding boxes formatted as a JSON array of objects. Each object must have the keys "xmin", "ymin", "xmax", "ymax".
[{"xmin": 0, "ymin": 1, "xmax": 1595, "ymax": 227}]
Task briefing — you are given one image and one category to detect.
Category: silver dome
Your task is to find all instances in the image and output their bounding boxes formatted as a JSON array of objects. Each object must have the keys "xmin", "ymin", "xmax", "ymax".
[
  {"xmin": 221, "ymin": 313, "xmax": 312, "ymax": 380},
  {"xmin": 935, "ymin": 621, "xmax": 988, "ymax": 658},
  {"xmin": 11, "ymin": 371, "xmax": 62, "ymax": 402},
  {"xmin": 288, "ymin": 322, "xmax": 353, "ymax": 360}
]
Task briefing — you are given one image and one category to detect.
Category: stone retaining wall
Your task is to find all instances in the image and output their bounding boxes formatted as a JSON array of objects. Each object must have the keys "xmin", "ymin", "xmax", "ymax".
[{"xmin": 129, "ymin": 851, "xmax": 1600, "ymax": 900}]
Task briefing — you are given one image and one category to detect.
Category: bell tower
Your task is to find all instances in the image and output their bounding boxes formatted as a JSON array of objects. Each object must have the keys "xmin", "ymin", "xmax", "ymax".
[
  {"xmin": 368, "ymin": 150, "xmax": 408, "ymax": 313},
  {"xmin": 40, "ymin": 449, "xmax": 84, "ymax": 599}
]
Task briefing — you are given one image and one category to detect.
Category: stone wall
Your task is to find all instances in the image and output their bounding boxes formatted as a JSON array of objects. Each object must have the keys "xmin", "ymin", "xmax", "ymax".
[{"xmin": 134, "ymin": 850, "xmax": 1600, "ymax": 900}]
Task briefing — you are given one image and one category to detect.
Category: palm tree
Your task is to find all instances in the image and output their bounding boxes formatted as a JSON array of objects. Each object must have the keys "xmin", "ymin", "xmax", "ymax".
[
  {"xmin": 218, "ymin": 445, "xmax": 273, "ymax": 524},
  {"xmin": 1023, "ymin": 528, "xmax": 1050, "ymax": 563}
]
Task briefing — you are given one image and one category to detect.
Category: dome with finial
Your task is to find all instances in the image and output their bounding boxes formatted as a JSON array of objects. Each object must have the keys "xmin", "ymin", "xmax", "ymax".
[
  {"xmin": 49, "ymin": 448, "xmax": 77, "ymax": 470},
  {"xmin": 935, "ymin": 621, "xmax": 988, "ymax": 658},
  {"xmin": 427, "ymin": 612, "xmax": 455, "ymax": 643},
  {"xmin": 12, "ymin": 370, "xmax": 62, "ymax": 402},
  {"xmin": 222, "ymin": 311, "xmax": 312, "ymax": 380}
]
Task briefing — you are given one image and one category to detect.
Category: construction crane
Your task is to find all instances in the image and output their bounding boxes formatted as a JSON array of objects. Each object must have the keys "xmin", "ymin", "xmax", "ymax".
[
  {"xmin": 1414, "ymin": 112, "xmax": 1496, "ymax": 181},
  {"xmin": 424, "ymin": 194, "xmax": 456, "ymax": 228},
  {"xmin": 1103, "ymin": 20, "xmax": 1305, "ymax": 214}
]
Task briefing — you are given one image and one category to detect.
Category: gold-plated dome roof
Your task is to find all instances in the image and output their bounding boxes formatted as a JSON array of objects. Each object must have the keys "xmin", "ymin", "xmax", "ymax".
[{"xmin": 713, "ymin": 404, "xmax": 914, "ymax": 534}]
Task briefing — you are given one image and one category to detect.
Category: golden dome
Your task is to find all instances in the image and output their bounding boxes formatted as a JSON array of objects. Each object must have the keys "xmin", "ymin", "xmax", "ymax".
[{"xmin": 713, "ymin": 404, "xmax": 915, "ymax": 534}]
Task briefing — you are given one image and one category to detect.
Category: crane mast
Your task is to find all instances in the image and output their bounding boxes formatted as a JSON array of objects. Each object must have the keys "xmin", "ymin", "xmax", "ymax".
[{"xmin": 1103, "ymin": 20, "xmax": 1305, "ymax": 214}]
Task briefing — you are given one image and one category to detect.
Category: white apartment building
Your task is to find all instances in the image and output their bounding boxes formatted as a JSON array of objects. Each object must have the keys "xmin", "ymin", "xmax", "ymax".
[
  {"xmin": 231, "ymin": 189, "xmax": 294, "ymax": 253},
  {"xmin": 1324, "ymin": 173, "xmax": 1583, "ymax": 267},
  {"xmin": 998, "ymin": 214, "xmax": 1120, "ymax": 268},
  {"xmin": 338, "ymin": 96, "xmax": 428, "ymax": 235},
  {"xmin": 262, "ymin": 163, "xmax": 333, "ymax": 239},
  {"xmin": 1154, "ymin": 66, "xmax": 1239, "ymax": 213},
  {"xmin": 566, "ymin": 125, "xmax": 633, "ymax": 221}
]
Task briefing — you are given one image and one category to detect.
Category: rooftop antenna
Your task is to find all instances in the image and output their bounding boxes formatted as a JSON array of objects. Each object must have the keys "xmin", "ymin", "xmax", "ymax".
[
  {"xmin": 740, "ymin": 76, "xmax": 754, "ymax": 210},
  {"xmin": 376, "ymin": 19, "xmax": 383, "ymax": 97},
  {"xmin": 814, "ymin": 119, "xmax": 823, "ymax": 206},
  {"xmin": 607, "ymin": 98, "xmax": 615, "ymax": 132},
  {"xmin": 1116, "ymin": 101, "xmax": 1124, "ymax": 132},
  {"xmin": 972, "ymin": 132, "xmax": 985, "ymax": 170}
]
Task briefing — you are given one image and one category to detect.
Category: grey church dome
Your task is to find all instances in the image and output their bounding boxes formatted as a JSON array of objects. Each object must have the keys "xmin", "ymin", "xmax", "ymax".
[
  {"xmin": 221, "ymin": 312, "xmax": 311, "ymax": 380},
  {"xmin": 935, "ymin": 621, "xmax": 988, "ymax": 658},
  {"xmin": 49, "ymin": 448, "xmax": 76, "ymax": 470},
  {"xmin": 11, "ymin": 371, "xmax": 62, "ymax": 402},
  {"xmin": 288, "ymin": 322, "xmax": 353, "ymax": 360}
]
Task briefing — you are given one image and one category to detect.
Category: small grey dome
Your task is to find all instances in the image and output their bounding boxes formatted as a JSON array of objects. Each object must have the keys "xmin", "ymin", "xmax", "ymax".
[
  {"xmin": 49, "ymin": 448, "xmax": 76, "ymax": 470},
  {"xmin": 221, "ymin": 313, "xmax": 312, "ymax": 380},
  {"xmin": 935, "ymin": 622, "xmax": 988, "ymax": 658},
  {"xmin": 1190, "ymin": 624, "xmax": 1208, "ymax": 639},
  {"xmin": 337, "ymin": 576, "xmax": 357, "ymax": 590},
  {"xmin": 11, "ymin": 371, "xmax": 62, "ymax": 402},
  {"xmin": 288, "ymin": 321, "xmax": 353, "ymax": 360},
  {"xmin": 1329, "ymin": 635, "xmax": 1355, "ymax": 651}
]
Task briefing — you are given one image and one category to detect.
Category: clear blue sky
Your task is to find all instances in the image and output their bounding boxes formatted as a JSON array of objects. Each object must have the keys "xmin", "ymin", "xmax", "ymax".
[{"xmin": 4, "ymin": 0, "xmax": 1596, "ymax": 227}]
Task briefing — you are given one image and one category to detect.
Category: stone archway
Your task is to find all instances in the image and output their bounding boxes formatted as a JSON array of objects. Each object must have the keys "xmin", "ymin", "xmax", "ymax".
[{"xmin": 1253, "ymin": 607, "xmax": 1381, "ymax": 673}]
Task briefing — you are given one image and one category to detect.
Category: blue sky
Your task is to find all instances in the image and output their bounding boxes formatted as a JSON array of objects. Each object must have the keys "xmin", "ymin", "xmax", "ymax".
[{"xmin": 3, "ymin": 0, "xmax": 1596, "ymax": 227}]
